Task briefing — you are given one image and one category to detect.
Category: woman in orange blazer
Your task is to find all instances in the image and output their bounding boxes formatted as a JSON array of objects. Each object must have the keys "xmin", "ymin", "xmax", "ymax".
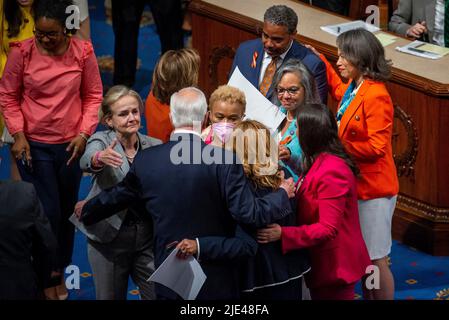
[
  {"xmin": 257, "ymin": 103, "xmax": 371, "ymax": 300},
  {"xmin": 307, "ymin": 29, "xmax": 399, "ymax": 300},
  {"xmin": 145, "ymin": 48, "xmax": 200, "ymax": 142}
]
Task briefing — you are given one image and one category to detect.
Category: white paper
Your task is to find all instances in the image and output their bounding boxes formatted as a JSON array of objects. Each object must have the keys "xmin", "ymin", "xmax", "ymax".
[
  {"xmin": 69, "ymin": 212, "xmax": 123, "ymax": 242},
  {"xmin": 228, "ymin": 67, "xmax": 285, "ymax": 132},
  {"xmin": 148, "ymin": 248, "xmax": 207, "ymax": 300},
  {"xmin": 320, "ymin": 20, "xmax": 380, "ymax": 36},
  {"xmin": 395, "ymin": 40, "xmax": 443, "ymax": 60},
  {"xmin": 69, "ymin": 213, "xmax": 101, "ymax": 242}
]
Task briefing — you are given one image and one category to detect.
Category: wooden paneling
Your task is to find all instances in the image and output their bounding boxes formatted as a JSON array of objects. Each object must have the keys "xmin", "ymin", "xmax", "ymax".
[
  {"xmin": 191, "ymin": 11, "xmax": 255, "ymax": 98},
  {"xmin": 349, "ymin": 0, "xmax": 392, "ymax": 30}
]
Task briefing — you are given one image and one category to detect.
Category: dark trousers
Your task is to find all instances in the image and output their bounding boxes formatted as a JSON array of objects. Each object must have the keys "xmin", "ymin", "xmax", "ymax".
[
  {"xmin": 111, "ymin": 0, "xmax": 184, "ymax": 86},
  {"xmin": 17, "ymin": 141, "xmax": 82, "ymax": 270}
]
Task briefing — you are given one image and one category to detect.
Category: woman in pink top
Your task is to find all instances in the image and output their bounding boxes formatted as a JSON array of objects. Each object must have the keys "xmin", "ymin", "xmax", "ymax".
[
  {"xmin": 0, "ymin": 0, "xmax": 102, "ymax": 300},
  {"xmin": 257, "ymin": 103, "xmax": 370, "ymax": 300}
]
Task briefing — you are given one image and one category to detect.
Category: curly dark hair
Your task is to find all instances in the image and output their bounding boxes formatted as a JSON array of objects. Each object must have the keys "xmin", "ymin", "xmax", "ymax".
[
  {"xmin": 264, "ymin": 5, "xmax": 298, "ymax": 34},
  {"xmin": 33, "ymin": 0, "xmax": 76, "ymax": 34}
]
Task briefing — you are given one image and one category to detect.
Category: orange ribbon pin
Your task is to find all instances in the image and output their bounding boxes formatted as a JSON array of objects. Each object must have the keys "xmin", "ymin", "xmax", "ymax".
[
  {"xmin": 251, "ymin": 51, "xmax": 258, "ymax": 68},
  {"xmin": 280, "ymin": 135, "xmax": 292, "ymax": 145}
]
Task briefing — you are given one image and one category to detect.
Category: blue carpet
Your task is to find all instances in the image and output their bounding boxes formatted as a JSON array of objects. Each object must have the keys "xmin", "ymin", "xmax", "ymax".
[{"xmin": 1, "ymin": 0, "xmax": 449, "ymax": 300}]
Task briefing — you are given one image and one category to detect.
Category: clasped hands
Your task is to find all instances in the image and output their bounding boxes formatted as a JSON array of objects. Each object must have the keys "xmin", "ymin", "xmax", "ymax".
[{"xmin": 406, "ymin": 21, "xmax": 428, "ymax": 39}]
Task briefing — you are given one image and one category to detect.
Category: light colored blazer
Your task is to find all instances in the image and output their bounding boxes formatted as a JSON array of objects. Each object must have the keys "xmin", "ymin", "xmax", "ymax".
[
  {"xmin": 389, "ymin": 0, "xmax": 437, "ymax": 42},
  {"xmin": 75, "ymin": 130, "xmax": 161, "ymax": 243}
]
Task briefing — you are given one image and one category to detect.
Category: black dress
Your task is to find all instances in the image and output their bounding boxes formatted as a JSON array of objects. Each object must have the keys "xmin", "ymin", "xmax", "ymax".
[{"xmin": 240, "ymin": 185, "xmax": 310, "ymax": 300}]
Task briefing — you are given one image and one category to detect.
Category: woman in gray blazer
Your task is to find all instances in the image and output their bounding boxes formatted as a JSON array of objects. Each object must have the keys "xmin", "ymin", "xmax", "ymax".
[{"xmin": 74, "ymin": 85, "xmax": 161, "ymax": 300}]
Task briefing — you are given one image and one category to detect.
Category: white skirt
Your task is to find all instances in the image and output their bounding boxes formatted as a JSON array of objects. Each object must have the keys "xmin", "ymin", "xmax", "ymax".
[{"xmin": 358, "ymin": 195, "xmax": 398, "ymax": 260}]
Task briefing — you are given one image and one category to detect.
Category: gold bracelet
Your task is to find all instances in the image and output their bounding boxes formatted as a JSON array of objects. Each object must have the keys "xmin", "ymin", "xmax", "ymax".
[{"xmin": 79, "ymin": 133, "xmax": 89, "ymax": 142}]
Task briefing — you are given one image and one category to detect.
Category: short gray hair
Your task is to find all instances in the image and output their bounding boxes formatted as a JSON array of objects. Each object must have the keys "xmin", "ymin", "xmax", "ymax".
[
  {"xmin": 264, "ymin": 5, "xmax": 298, "ymax": 34},
  {"xmin": 170, "ymin": 87, "xmax": 207, "ymax": 128},
  {"xmin": 272, "ymin": 59, "xmax": 321, "ymax": 108}
]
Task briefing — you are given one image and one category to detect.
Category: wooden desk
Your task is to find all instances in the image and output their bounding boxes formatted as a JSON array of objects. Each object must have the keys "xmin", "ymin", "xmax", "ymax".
[{"xmin": 190, "ymin": 0, "xmax": 449, "ymax": 255}]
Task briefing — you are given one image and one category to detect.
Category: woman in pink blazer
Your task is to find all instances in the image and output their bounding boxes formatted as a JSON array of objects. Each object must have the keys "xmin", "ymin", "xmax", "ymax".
[{"xmin": 258, "ymin": 103, "xmax": 371, "ymax": 300}]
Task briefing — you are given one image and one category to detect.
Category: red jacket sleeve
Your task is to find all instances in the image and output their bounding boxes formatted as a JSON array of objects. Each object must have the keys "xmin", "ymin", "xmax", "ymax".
[
  {"xmin": 320, "ymin": 54, "xmax": 349, "ymax": 103},
  {"xmin": 0, "ymin": 45, "xmax": 25, "ymax": 135},
  {"xmin": 79, "ymin": 42, "xmax": 103, "ymax": 136},
  {"xmin": 281, "ymin": 166, "xmax": 351, "ymax": 253}
]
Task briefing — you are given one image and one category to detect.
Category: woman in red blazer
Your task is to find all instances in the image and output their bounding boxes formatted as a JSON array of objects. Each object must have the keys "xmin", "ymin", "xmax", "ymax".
[
  {"xmin": 307, "ymin": 29, "xmax": 399, "ymax": 300},
  {"xmin": 258, "ymin": 103, "xmax": 371, "ymax": 300}
]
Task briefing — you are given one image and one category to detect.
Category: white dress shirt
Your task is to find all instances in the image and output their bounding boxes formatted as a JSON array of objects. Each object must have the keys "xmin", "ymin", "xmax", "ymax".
[
  {"xmin": 433, "ymin": 0, "xmax": 445, "ymax": 47},
  {"xmin": 173, "ymin": 128, "xmax": 203, "ymax": 138}
]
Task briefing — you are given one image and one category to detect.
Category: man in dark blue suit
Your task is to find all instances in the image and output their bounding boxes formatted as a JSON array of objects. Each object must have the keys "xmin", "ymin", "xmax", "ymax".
[
  {"xmin": 79, "ymin": 87, "xmax": 296, "ymax": 300},
  {"xmin": 230, "ymin": 5, "xmax": 328, "ymax": 104}
]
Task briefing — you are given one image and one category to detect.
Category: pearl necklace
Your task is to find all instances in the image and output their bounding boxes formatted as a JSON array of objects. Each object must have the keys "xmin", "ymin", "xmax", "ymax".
[
  {"xmin": 125, "ymin": 142, "xmax": 140, "ymax": 160},
  {"xmin": 286, "ymin": 112, "xmax": 294, "ymax": 122}
]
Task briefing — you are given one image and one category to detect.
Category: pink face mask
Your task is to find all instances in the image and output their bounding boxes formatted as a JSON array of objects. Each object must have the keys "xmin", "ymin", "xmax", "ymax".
[{"xmin": 212, "ymin": 122, "xmax": 235, "ymax": 143}]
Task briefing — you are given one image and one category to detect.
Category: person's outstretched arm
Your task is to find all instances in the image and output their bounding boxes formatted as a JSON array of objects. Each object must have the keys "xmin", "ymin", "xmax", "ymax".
[
  {"xmin": 220, "ymin": 162, "xmax": 294, "ymax": 228},
  {"xmin": 79, "ymin": 163, "xmax": 141, "ymax": 225}
]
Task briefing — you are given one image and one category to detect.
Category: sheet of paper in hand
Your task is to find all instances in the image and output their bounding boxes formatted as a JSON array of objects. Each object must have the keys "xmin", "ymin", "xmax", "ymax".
[
  {"xmin": 228, "ymin": 67, "xmax": 285, "ymax": 133},
  {"xmin": 148, "ymin": 248, "xmax": 207, "ymax": 300}
]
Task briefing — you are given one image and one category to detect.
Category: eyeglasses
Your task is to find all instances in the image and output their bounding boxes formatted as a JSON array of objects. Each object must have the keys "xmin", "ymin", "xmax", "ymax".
[
  {"xmin": 33, "ymin": 29, "xmax": 62, "ymax": 40},
  {"xmin": 276, "ymin": 86, "xmax": 301, "ymax": 96}
]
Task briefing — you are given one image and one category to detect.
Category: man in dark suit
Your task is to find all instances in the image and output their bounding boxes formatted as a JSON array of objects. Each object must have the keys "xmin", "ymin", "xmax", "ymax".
[
  {"xmin": 230, "ymin": 5, "xmax": 328, "ymax": 104},
  {"xmin": 79, "ymin": 87, "xmax": 296, "ymax": 300},
  {"xmin": 0, "ymin": 179, "xmax": 57, "ymax": 300}
]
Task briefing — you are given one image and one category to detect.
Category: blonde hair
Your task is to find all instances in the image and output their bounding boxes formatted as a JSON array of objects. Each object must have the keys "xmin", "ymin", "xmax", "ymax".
[
  {"xmin": 231, "ymin": 120, "xmax": 281, "ymax": 190},
  {"xmin": 152, "ymin": 48, "xmax": 200, "ymax": 104},
  {"xmin": 209, "ymin": 85, "xmax": 246, "ymax": 114},
  {"xmin": 100, "ymin": 85, "xmax": 144, "ymax": 126}
]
